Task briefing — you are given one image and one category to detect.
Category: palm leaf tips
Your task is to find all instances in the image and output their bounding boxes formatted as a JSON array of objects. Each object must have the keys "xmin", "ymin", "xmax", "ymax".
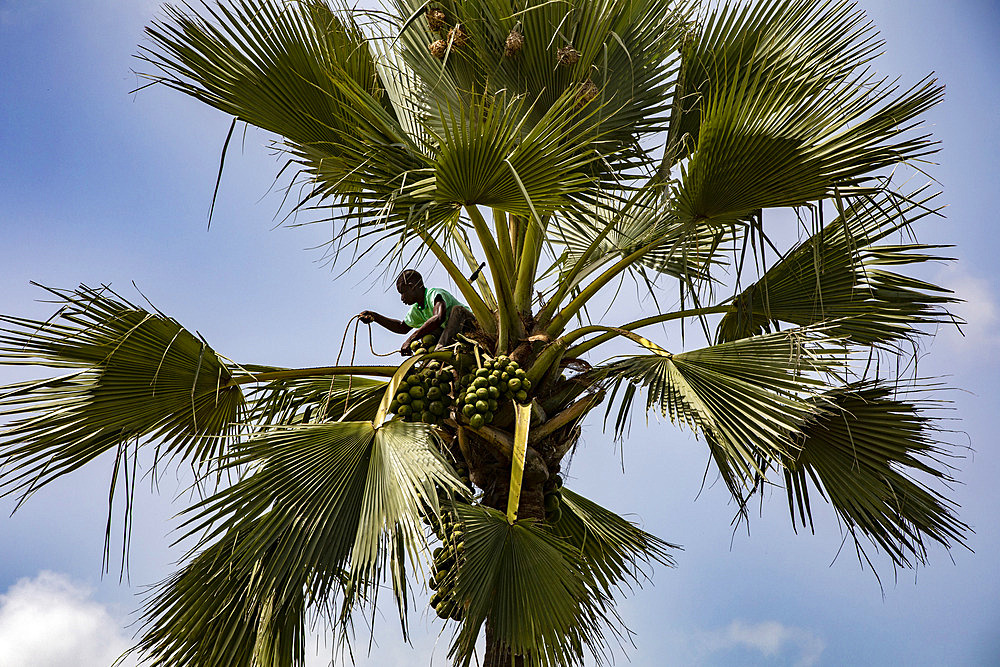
[{"xmin": 0, "ymin": 284, "xmax": 244, "ymax": 498}]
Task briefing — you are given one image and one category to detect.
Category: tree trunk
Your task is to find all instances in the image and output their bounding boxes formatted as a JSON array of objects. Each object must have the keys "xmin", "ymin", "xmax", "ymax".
[{"xmin": 478, "ymin": 449, "xmax": 548, "ymax": 667}]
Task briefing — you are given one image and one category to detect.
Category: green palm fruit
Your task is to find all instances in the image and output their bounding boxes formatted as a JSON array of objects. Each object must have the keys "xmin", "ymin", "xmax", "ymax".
[
  {"xmin": 473, "ymin": 377, "xmax": 488, "ymax": 389},
  {"xmin": 436, "ymin": 369, "xmax": 452, "ymax": 382},
  {"xmin": 487, "ymin": 385, "xmax": 500, "ymax": 399},
  {"xmin": 484, "ymin": 411, "xmax": 494, "ymax": 423},
  {"xmin": 426, "ymin": 386, "xmax": 442, "ymax": 400},
  {"xmin": 421, "ymin": 411, "xmax": 435, "ymax": 423},
  {"xmin": 488, "ymin": 399, "xmax": 498, "ymax": 412},
  {"xmin": 475, "ymin": 368, "xmax": 490, "ymax": 378},
  {"xmin": 410, "ymin": 385, "xmax": 425, "ymax": 399},
  {"xmin": 548, "ymin": 506, "xmax": 562, "ymax": 523},
  {"xmin": 416, "ymin": 347, "xmax": 428, "ymax": 355},
  {"xmin": 410, "ymin": 340, "xmax": 422, "ymax": 351},
  {"xmin": 389, "ymin": 399, "xmax": 400, "ymax": 412},
  {"xmin": 469, "ymin": 413, "xmax": 485, "ymax": 429},
  {"xmin": 474, "ymin": 399, "xmax": 488, "ymax": 412},
  {"xmin": 521, "ymin": 379, "xmax": 532, "ymax": 391},
  {"xmin": 397, "ymin": 392, "xmax": 411, "ymax": 404},
  {"xmin": 514, "ymin": 368, "xmax": 526, "ymax": 378},
  {"xmin": 430, "ymin": 592, "xmax": 443, "ymax": 607},
  {"xmin": 429, "ymin": 401, "xmax": 444, "ymax": 415},
  {"xmin": 475, "ymin": 387, "xmax": 489, "ymax": 400},
  {"xmin": 552, "ymin": 474, "xmax": 563, "ymax": 489},
  {"xmin": 462, "ymin": 403, "xmax": 476, "ymax": 418},
  {"xmin": 397, "ymin": 405, "xmax": 412, "ymax": 417},
  {"xmin": 508, "ymin": 378, "xmax": 521, "ymax": 391},
  {"xmin": 429, "ymin": 576, "xmax": 438, "ymax": 590},
  {"xmin": 422, "ymin": 334, "xmax": 437, "ymax": 346},
  {"xmin": 515, "ymin": 390, "xmax": 528, "ymax": 403},
  {"xmin": 411, "ymin": 399, "xmax": 426, "ymax": 413}
]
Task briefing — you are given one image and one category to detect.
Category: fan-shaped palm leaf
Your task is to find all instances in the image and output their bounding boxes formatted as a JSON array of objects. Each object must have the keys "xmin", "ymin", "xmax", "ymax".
[
  {"xmin": 716, "ymin": 188, "xmax": 955, "ymax": 344},
  {"xmin": 241, "ymin": 372, "xmax": 387, "ymax": 427},
  {"xmin": 553, "ymin": 487, "xmax": 679, "ymax": 595},
  {"xmin": 666, "ymin": 0, "xmax": 883, "ymax": 165},
  {"xmin": 449, "ymin": 504, "xmax": 618, "ymax": 667},
  {"xmin": 135, "ymin": 518, "xmax": 314, "ymax": 667},
  {"xmin": 166, "ymin": 419, "xmax": 464, "ymax": 646},
  {"xmin": 782, "ymin": 381, "xmax": 969, "ymax": 569},
  {"xmin": 0, "ymin": 284, "xmax": 244, "ymax": 499},
  {"xmin": 601, "ymin": 326, "xmax": 845, "ymax": 482}
]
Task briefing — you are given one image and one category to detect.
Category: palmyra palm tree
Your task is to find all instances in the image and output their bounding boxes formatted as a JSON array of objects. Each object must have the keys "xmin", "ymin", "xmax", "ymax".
[{"xmin": 0, "ymin": 0, "xmax": 970, "ymax": 664}]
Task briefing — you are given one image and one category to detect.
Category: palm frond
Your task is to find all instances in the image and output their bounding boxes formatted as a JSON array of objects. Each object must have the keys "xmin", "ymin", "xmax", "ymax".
[
  {"xmin": 716, "ymin": 189, "xmax": 956, "ymax": 345},
  {"xmin": 553, "ymin": 487, "xmax": 679, "ymax": 596},
  {"xmin": 448, "ymin": 504, "xmax": 619, "ymax": 667},
  {"xmin": 782, "ymin": 381, "xmax": 970, "ymax": 569},
  {"xmin": 430, "ymin": 89, "xmax": 605, "ymax": 218},
  {"xmin": 168, "ymin": 419, "xmax": 464, "ymax": 647},
  {"xmin": 667, "ymin": 0, "xmax": 883, "ymax": 165},
  {"xmin": 600, "ymin": 326, "xmax": 845, "ymax": 482},
  {"xmin": 548, "ymin": 187, "xmax": 733, "ymax": 292},
  {"xmin": 135, "ymin": 518, "xmax": 314, "ymax": 667},
  {"xmin": 241, "ymin": 372, "xmax": 387, "ymax": 427},
  {"xmin": 670, "ymin": 0, "xmax": 941, "ymax": 224},
  {"xmin": 392, "ymin": 0, "xmax": 692, "ymax": 181},
  {"xmin": 141, "ymin": 0, "xmax": 458, "ymax": 246},
  {"xmin": 0, "ymin": 284, "xmax": 243, "ymax": 499}
]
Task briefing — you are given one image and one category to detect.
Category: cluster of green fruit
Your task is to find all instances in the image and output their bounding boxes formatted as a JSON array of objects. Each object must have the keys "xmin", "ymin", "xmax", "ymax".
[
  {"xmin": 408, "ymin": 332, "xmax": 440, "ymax": 356},
  {"xmin": 428, "ymin": 511, "xmax": 466, "ymax": 621},
  {"xmin": 389, "ymin": 359, "xmax": 454, "ymax": 425},
  {"xmin": 543, "ymin": 474, "xmax": 563, "ymax": 523},
  {"xmin": 456, "ymin": 355, "xmax": 531, "ymax": 430}
]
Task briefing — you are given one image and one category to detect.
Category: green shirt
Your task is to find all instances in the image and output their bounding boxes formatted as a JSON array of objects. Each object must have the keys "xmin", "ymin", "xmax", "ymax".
[{"xmin": 404, "ymin": 287, "xmax": 464, "ymax": 328}]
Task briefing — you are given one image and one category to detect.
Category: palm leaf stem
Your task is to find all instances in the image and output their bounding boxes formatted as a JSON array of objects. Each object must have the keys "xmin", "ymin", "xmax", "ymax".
[
  {"xmin": 492, "ymin": 208, "xmax": 516, "ymax": 282},
  {"xmin": 565, "ymin": 304, "xmax": 734, "ymax": 357},
  {"xmin": 417, "ymin": 229, "xmax": 496, "ymax": 335},
  {"xmin": 447, "ymin": 227, "xmax": 499, "ymax": 312},
  {"xmin": 535, "ymin": 207, "xmax": 626, "ymax": 327},
  {"xmin": 513, "ymin": 213, "xmax": 545, "ymax": 314},
  {"xmin": 547, "ymin": 233, "xmax": 687, "ymax": 336},
  {"xmin": 224, "ymin": 365, "xmax": 400, "ymax": 388},
  {"xmin": 529, "ymin": 390, "xmax": 604, "ymax": 444},
  {"xmin": 465, "ymin": 205, "xmax": 521, "ymax": 348},
  {"xmin": 526, "ymin": 338, "xmax": 568, "ymax": 389}
]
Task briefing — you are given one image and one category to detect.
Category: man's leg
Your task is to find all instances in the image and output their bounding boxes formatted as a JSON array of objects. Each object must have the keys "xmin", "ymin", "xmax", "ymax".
[{"xmin": 439, "ymin": 305, "xmax": 471, "ymax": 346}]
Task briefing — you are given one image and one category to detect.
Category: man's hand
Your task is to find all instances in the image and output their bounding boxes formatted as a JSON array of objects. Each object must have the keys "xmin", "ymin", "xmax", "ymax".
[
  {"xmin": 399, "ymin": 338, "xmax": 413, "ymax": 356},
  {"xmin": 358, "ymin": 310, "xmax": 375, "ymax": 324}
]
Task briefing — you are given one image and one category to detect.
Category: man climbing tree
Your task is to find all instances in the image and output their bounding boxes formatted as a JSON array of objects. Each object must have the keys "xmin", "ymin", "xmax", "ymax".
[{"xmin": 359, "ymin": 269, "xmax": 470, "ymax": 355}]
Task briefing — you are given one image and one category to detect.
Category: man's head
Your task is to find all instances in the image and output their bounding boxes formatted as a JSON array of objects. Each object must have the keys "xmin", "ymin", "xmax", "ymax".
[{"xmin": 396, "ymin": 269, "xmax": 424, "ymax": 305}]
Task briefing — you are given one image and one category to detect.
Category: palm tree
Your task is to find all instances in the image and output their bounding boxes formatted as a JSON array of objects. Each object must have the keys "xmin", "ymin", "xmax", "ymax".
[{"xmin": 0, "ymin": 0, "xmax": 970, "ymax": 665}]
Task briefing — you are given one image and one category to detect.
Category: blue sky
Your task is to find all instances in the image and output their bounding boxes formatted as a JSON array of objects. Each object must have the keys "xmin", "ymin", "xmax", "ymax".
[{"xmin": 1, "ymin": 1, "xmax": 998, "ymax": 665}]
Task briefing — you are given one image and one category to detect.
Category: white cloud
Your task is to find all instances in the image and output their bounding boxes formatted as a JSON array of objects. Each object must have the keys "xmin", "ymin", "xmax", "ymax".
[
  {"xmin": 933, "ymin": 265, "xmax": 1000, "ymax": 356},
  {"xmin": 0, "ymin": 572, "xmax": 138, "ymax": 667},
  {"xmin": 695, "ymin": 619, "xmax": 825, "ymax": 667}
]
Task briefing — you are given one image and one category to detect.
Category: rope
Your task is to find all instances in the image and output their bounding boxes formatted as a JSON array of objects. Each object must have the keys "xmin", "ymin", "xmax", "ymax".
[{"xmin": 322, "ymin": 315, "xmax": 398, "ymax": 420}]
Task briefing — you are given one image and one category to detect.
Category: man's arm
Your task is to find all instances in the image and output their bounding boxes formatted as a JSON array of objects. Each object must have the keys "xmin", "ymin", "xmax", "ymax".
[
  {"xmin": 359, "ymin": 310, "xmax": 411, "ymax": 335},
  {"xmin": 399, "ymin": 297, "xmax": 447, "ymax": 354}
]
